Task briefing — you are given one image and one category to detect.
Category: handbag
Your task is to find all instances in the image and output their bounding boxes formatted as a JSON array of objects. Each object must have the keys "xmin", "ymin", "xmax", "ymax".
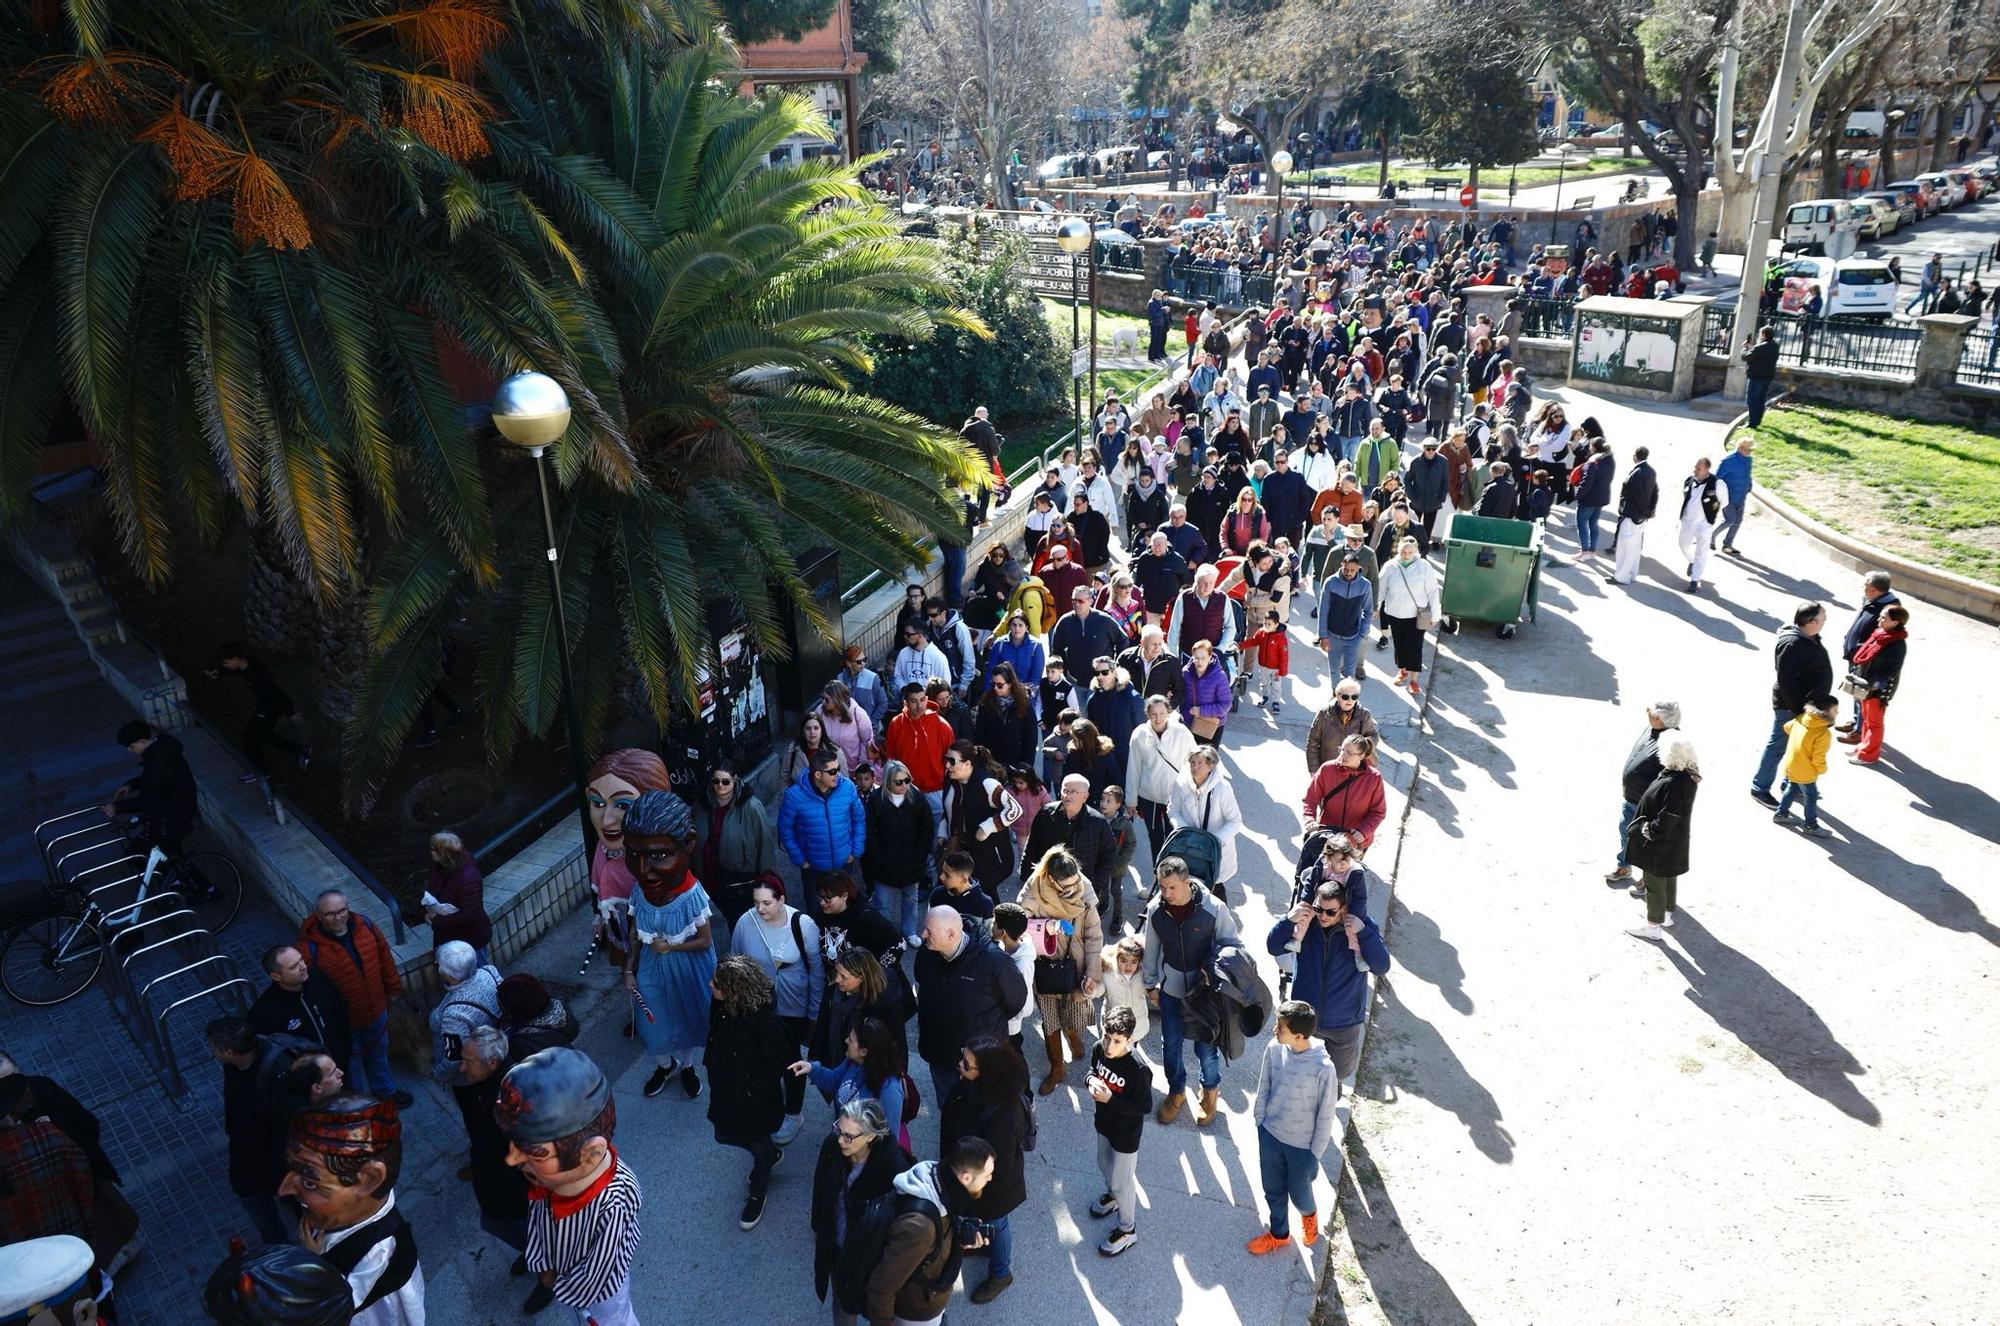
[
  {"xmin": 1190, "ymin": 714, "xmax": 1222, "ymax": 740},
  {"xmin": 1034, "ymin": 952, "xmax": 1081, "ymax": 995},
  {"xmin": 1838, "ymin": 671, "xmax": 1873, "ymax": 700},
  {"xmin": 1393, "ymin": 560, "xmax": 1434, "ymax": 633}
]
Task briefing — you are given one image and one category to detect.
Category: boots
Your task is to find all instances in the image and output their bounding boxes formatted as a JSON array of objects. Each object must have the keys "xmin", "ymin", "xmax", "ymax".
[
  {"xmin": 1157, "ymin": 1091, "xmax": 1185, "ymax": 1124},
  {"xmin": 1192, "ymin": 1086, "xmax": 1221, "ymax": 1126},
  {"xmin": 1037, "ymin": 1032, "xmax": 1067, "ymax": 1095},
  {"xmin": 1064, "ymin": 1027, "xmax": 1086, "ymax": 1063}
]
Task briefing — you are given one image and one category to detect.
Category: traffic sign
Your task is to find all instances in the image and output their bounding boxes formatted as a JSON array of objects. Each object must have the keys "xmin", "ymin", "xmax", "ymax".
[
  {"xmin": 1459, "ymin": 184, "xmax": 1476, "ymax": 208},
  {"xmin": 1071, "ymin": 346, "xmax": 1091, "ymax": 379}
]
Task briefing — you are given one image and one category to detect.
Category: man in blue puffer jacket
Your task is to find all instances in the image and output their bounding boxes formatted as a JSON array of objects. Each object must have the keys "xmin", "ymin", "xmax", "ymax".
[
  {"xmin": 1313, "ymin": 553, "xmax": 1375, "ymax": 683},
  {"xmin": 776, "ymin": 748, "xmax": 866, "ymax": 915},
  {"xmin": 1265, "ymin": 876, "xmax": 1388, "ymax": 1092}
]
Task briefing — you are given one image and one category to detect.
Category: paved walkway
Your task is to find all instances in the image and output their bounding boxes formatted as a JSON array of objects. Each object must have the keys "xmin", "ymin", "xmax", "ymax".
[{"xmin": 1325, "ymin": 386, "xmax": 2000, "ymax": 1323}]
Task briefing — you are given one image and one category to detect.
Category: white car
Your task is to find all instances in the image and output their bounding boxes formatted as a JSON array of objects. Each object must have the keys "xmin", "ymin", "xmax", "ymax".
[
  {"xmin": 1917, "ymin": 171, "xmax": 1964, "ymax": 208},
  {"xmin": 1776, "ymin": 257, "xmax": 1897, "ymax": 320}
]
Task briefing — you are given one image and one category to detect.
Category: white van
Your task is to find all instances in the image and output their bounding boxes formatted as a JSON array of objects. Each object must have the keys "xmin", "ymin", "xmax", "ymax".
[{"xmin": 1781, "ymin": 199, "xmax": 1862, "ymax": 255}]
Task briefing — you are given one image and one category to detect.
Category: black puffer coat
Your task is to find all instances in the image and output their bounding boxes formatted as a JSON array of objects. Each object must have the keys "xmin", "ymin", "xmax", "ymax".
[{"xmin": 1626, "ymin": 768, "xmax": 1699, "ymax": 879}]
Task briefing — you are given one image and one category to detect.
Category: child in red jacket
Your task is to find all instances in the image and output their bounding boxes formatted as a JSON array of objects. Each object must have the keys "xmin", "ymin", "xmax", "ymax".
[{"xmin": 1243, "ymin": 608, "xmax": 1292, "ymax": 715}]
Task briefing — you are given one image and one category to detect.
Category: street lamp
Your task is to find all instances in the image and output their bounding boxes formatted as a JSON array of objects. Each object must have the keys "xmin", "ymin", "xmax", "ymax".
[
  {"xmin": 490, "ymin": 372, "xmax": 593, "ymax": 851},
  {"xmin": 1269, "ymin": 148, "xmax": 1294, "ymax": 255},
  {"xmin": 1056, "ymin": 216, "xmax": 1095, "ymax": 444},
  {"xmin": 891, "ymin": 137, "xmax": 909, "ymax": 211},
  {"xmin": 1548, "ymin": 144, "xmax": 1576, "ymax": 245},
  {"xmin": 1297, "ymin": 131, "xmax": 1316, "ymax": 225}
]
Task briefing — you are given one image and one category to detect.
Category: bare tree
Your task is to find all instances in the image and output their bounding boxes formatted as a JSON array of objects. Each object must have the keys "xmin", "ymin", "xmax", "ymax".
[
  {"xmin": 1711, "ymin": 0, "xmax": 1903, "ymax": 249},
  {"xmin": 1179, "ymin": 0, "xmax": 1364, "ymax": 168},
  {"xmin": 892, "ymin": 0, "xmax": 1085, "ymax": 207}
]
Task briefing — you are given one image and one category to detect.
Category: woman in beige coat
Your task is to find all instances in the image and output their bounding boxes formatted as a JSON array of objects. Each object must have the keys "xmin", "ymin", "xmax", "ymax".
[{"xmin": 1021, "ymin": 845, "xmax": 1105, "ymax": 1095}]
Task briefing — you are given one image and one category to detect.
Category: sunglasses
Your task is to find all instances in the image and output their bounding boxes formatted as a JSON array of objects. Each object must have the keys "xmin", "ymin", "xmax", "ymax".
[
  {"xmin": 888, "ymin": 776, "xmax": 910, "ymax": 786},
  {"xmin": 711, "ymin": 776, "xmax": 733, "ymax": 786},
  {"xmin": 1095, "ymin": 669, "xmax": 1112, "ymax": 677},
  {"xmin": 1314, "ymin": 904, "xmax": 1345, "ymax": 917}
]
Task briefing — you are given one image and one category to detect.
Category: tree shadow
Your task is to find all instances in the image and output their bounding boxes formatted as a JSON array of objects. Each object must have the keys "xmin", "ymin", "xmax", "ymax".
[
  {"xmin": 1706, "ymin": 591, "xmax": 1782, "ymax": 642},
  {"xmin": 1364, "ymin": 983, "xmax": 1513, "ymax": 1161},
  {"xmin": 1384, "ymin": 898, "xmax": 1473, "ymax": 1015},
  {"xmin": 1618, "ymin": 579, "xmax": 1753, "ymax": 648},
  {"xmin": 1659, "ymin": 910, "xmax": 1882, "ymax": 1126},
  {"xmin": 1733, "ymin": 554, "xmax": 1839, "ymax": 606},
  {"xmin": 1333, "ymin": 1128, "xmax": 1477, "ymax": 1326},
  {"xmin": 1816, "ymin": 812, "xmax": 2000, "ymax": 946}
]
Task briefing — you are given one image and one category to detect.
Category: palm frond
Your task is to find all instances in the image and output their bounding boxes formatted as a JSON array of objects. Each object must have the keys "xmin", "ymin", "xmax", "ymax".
[
  {"xmin": 0, "ymin": 269, "xmax": 63, "ymax": 523},
  {"xmin": 54, "ymin": 141, "xmax": 164, "ymax": 441}
]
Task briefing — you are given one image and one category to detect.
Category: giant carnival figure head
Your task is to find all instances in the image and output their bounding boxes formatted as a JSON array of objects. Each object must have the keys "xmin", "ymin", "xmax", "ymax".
[
  {"xmin": 622, "ymin": 791, "xmax": 697, "ymax": 897},
  {"xmin": 277, "ymin": 1095, "xmax": 402, "ymax": 1242},
  {"xmin": 202, "ymin": 1242, "xmax": 354, "ymax": 1326},
  {"xmin": 496, "ymin": 1047, "xmax": 616, "ymax": 1196},
  {"xmin": 585, "ymin": 748, "xmax": 671, "ymax": 857}
]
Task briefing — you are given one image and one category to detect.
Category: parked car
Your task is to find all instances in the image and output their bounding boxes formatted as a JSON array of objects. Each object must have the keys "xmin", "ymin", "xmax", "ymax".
[
  {"xmin": 1881, "ymin": 180, "xmax": 1933, "ymax": 218},
  {"xmin": 1917, "ymin": 171, "xmax": 1964, "ymax": 208},
  {"xmin": 1776, "ymin": 256, "xmax": 1897, "ymax": 320},
  {"xmin": 1850, "ymin": 197, "xmax": 1896, "ymax": 240},
  {"xmin": 1945, "ymin": 168, "xmax": 1983, "ymax": 202},
  {"xmin": 1037, "ymin": 152, "xmax": 1093, "ymax": 180},
  {"xmin": 1860, "ymin": 190, "xmax": 1915, "ymax": 229}
]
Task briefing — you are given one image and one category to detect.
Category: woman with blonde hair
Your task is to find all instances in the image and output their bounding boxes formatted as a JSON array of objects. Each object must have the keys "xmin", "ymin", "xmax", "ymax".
[
  {"xmin": 1623, "ymin": 737, "xmax": 1701, "ymax": 942},
  {"xmin": 706, "ymin": 954, "xmax": 796, "ymax": 1229},
  {"xmin": 1220, "ymin": 486, "xmax": 1272, "ymax": 557},
  {"xmin": 424, "ymin": 829, "xmax": 491, "ymax": 964},
  {"xmin": 1379, "ymin": 534, "xmax": 1441, "ymax": 696},
  {"xmin": 1020, "ymin": 847, "xmax": 1104, "ymax": 1095}
]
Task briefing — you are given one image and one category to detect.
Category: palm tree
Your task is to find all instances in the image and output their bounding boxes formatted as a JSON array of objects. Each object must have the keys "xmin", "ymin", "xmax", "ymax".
[
  {"xmin": 0, "ymin": 1, "xmax": 674, "ymax": 602},
  {"xmin": 340, "ymin": 42, "xmax": 986, "ymax": 809}
]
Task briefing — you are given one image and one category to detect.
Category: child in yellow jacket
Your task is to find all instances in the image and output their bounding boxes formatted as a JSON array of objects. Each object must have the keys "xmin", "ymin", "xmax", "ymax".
[{"xmin": 1774, "ymin": 696, "xmax": 1836, "ymax": 837}]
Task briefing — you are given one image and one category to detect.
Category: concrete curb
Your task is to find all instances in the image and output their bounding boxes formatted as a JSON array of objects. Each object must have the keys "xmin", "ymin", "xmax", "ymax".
[{"xmin": 1729, "ymin": 400, "xmax": 2000, "ymax": 624}]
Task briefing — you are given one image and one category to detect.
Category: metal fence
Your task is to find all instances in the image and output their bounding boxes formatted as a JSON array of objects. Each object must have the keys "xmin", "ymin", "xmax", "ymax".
[
  {"xmin": 1695, "ymin": 307, "xmax": 1923, "ymax": 380},
  {"xmin": 1958, "ymin": 327, "xmax": 2000, "ymax": 389},
  {"xmin": 1517, "ymin": 296, "xmax": 1576, "ymax": 339},
  {"xmin": 1164, "ymin": 261, "xmax": 1273, "ymax": 309}
]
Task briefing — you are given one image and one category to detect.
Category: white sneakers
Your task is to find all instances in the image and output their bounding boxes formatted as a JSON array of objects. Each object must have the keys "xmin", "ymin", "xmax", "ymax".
[
  {"xmin": 772, "ymin": 1113, "xmax": 804, "ymax": 1146},
  {"xmin": 1625, "ymin": 922, "xmax": 1666, "ymax": 942}
]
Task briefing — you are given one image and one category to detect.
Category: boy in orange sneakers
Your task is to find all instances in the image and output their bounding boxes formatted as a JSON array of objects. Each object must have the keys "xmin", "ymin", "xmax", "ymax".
[{"xmin": 1248, "ymin": 1000, "xmax": 1342, "ymax": 1254}]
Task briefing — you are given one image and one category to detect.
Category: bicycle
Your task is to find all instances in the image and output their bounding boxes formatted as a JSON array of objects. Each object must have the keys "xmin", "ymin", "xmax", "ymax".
[{"xmin": 0, "ymin": 824, "xmax": 243, "ymax": 1007}]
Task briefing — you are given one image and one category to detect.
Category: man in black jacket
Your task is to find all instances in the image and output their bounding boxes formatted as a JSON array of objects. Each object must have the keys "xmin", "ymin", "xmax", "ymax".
[
  {"xmin": 913, "ymin": 907, "xmax": 1029, "ymax": 1107},
  {"xmin": 1607, "ymin": 445, "xmax": 1660, "ymax": 586},
  {"xmin": 1750, "ymin": 601, "xmax": 1832, "ymax": 806},
  {"xmin": 107, "ymin": 721, "xmax": 199, "ymax": 854},
  {"xmin": 1742, "ymin": 325, "xmax": 1780, "ymax": 427},
  {"xmin": 205, "ymin": 1016, "xmax": 311, "ymax": 1245},
  {"xmin": 1131, "ymin": 534, "xmax": 1192, "ymax": 626},
  {"xmin": 1145, "ymin": 292, "xmax": 1172, "ymax": 362},
  {"xmin": 212, "ymin": 641, "xmax": 312, "ymax": 775},
  {"xmin": 1837, "ymin": 571, "xmax": 1899, "ymax": 733},
  {"xmin": 1475, "ymin": 461, "xmax": 1517, "ymax": 519},
  {"xmin": 1403, "ymin": 439, "xmax": 1450, "ymax": 535},
  {"xmin": 1118, "ymin": 626, "xmax": 1185, "ymax": 711},
  {"xmin": 959, "ymin": 406, "xmax": 1001, "ymax": 521},
  {"xmin": 1259, "ymin": 448, "xmax": 1313, "ymax": 547},
  {"xmin": 1605, "ymin": 701, "xmax": 1679, "ymax": 884},
  {"xmin": 248, "ymin": 945, "xmax": 353, "ymax": 1071},
  {"xmin": 1021, "ymin": 775, "xmax": 1117, "ymax": 890}
]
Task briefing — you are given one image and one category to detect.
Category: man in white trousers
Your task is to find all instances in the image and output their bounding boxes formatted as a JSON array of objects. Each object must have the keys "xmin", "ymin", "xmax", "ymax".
[
  {"xmin": 1676, "ymin": 457, "xmax": 1723, "ymax": 593},
  {"xmin": 1606, "ymin": 445, "xmax": 1659, "ymax": 587}
]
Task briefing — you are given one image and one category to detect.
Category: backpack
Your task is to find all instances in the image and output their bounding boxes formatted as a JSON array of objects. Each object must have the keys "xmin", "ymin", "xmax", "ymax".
[
  {"xmin": 831, "ymin": 1192, "xmax": 949, "ymax": 1315},
  {"xmin": 899, "ymin": 1071, "xmax": 922, "ymax": 1126}
]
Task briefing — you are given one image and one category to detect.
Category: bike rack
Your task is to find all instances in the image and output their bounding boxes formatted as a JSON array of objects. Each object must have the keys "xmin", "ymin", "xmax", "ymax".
[
  {"xmin": 154, "ymin": 977, "xmax": 252, "ymax": 1096},
  {"xmin": 138, "ymin": 953, "xmax": 233, "ymax": 1004},
  {"xmin": 46, "ymin": 827, "xmax": 127, "ymax": 886},
  {"xmin": 68, "ymin": 855, "xmax": 144, "ymax": 888},
  {"xmin": 32, "ymin": 807, "xmax": 100, "ymax": 858}
]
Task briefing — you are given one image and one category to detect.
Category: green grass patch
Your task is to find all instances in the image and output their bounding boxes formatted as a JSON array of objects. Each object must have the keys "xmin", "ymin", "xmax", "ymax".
[
  {"xmin": 1746, "ymin": 403, "xmax": 2000, "ymax": 584},
  {"xmin": 1039, "ymin": 296, "xmax": 1153, "ymax": 355}
]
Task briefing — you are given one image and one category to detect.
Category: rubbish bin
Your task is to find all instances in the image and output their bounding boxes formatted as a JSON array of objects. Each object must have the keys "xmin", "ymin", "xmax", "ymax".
[{"xmin": 1438, "ymin": 514, "xmax": 1543, "ymax": 639}]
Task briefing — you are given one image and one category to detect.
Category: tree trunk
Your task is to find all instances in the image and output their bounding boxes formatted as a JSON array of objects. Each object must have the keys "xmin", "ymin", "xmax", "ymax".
[
  {"xmin": 312, "ymin": 586, "xmax": 368, "ymax": 726},
  {"xmin": 1673, "ymin": 171, "xmax": 1701, "ymax": 270},
  {"xmin": 1716, "ymin": 177, "xmax": 1756, "ymax": 253},
  {"xmin": 1377, "ymin": 134, "xmax": 1391, "ymax": 190},
  {"xmin": 1818, "ymin": 129, "xmax": 1842, "ymax": 197},
  {"xmin": 242, "ymin": 523, "xmax": 318, "ymax": 659}
]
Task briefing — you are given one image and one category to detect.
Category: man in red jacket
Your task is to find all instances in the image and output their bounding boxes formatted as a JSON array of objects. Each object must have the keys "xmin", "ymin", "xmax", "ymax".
[
  {"xmin": 299, "ymin": 890, "xmax": 411, "ymax": 1107},
  {"xmin": 883, "ymin": 683, "xmax": 956, "ymax": 826}
]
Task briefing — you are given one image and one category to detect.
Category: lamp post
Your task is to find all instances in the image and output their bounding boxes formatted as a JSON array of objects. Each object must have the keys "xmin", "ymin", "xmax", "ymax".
[
  {"xmin": 490, "ymin": 372, "xmax": 593, "ymax": 850},
  {"xmin": 1297, "ymin": 132, "xmax": 1316, "ymax": 225},
  {"xmin": 891, "ymin": 137, "xmax": 909, "ymax": 211},
  {"xmin": 1548, "ymin": 144, "xmax": 1576, "ymax": 245},
  {"xmin": 1269, "ymin": 148, "xmax": 1295, "ymax": 257},
  {"xmin": 1057, "ymin": 216, "xmax": 1095, "ymax": 444}
]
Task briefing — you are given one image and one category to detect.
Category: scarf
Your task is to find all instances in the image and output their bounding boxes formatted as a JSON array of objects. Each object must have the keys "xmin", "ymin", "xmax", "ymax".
[
  {"xmin": 1852, "ymin": 626, "xmax": 1906, "ymax": 666},
  {"xmin": 1025, "ymin": 866, "xmax": 1088, "ymax": 921}
]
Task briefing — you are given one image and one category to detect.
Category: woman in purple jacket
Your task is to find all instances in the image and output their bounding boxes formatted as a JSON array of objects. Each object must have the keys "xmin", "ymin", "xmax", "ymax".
[{"xmin": 1180, "ymin": 639, "xmax": 1235, "ymax": 748}]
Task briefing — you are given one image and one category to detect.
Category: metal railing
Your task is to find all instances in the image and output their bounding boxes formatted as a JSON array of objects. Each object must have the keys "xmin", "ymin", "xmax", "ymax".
[
  {"xmin": 1516, "ymin": 296, "xmax": 1577, "ymax": 339},
  {"xmin": 1958, "ymin": 327, "xmax": 2000, "ymax": 388},
  {"xmin": 1701, "ymin": 303, "xmax": 1738, "ymax": 356},
  {"xmin": 1696, "ymin": 306, "xmax": 1923, "ymax": 380}
]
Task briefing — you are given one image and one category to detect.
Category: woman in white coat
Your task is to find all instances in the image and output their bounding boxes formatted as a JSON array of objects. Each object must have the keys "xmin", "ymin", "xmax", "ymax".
[
  {"xmin": 1125, "ymin": 696, "xmax": 1197, "ymax": 853},
  {"xmin": 1379, "ymin": 534, "xmax": 1442, "ymax": 697},
  {"xmin": 1166, "ymin": 745, "xmax": 1243, "ymax": 888}
]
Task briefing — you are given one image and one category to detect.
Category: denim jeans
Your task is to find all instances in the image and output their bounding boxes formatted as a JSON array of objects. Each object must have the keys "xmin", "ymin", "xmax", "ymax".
[
  {"xmin": 1325, "ymin": 634, "xmax": 1365, "ymax": 682},
  {"xmin": 1575, "ymin": 505, "xmax": 1605, "ymax": 552},
  {"xmin": 980, "ymin": 1215, "xmax": 1013, "ymax": 1280},
  {"xmin": 1751, "ymin": 710, "xmax": 1791, "ymax": 796},
  {"xmin": 1713, "ymin": 500, "xmax": 1745, "ymax": 550},
  {"xmin": 350, "ymin": 1010, "xmax": 399, "ymax": 1096},
  {"xmin": 1745, "ymin": 377, "xmax": 1772, "ymax": 427},
  {"xmin": 928, "ymin": 1060, "xmax": 958, "ymax": 1117},
  {"xmin": 1256, "ymin": 1126, "xmax": 1320, "ymax": 1237},
  {"xmin": 1339, "ymin": 435, "xmax": 1362, "ymax": 464},
  {"xmin": 1776, "ymin": 779, "xmax": 1821, "ymax": 827},
  {"xmin": 1157, "ymin": 991, "xmax": 1222, "ymax": 1094},
  {"xmin": 1615, "ymin": 799, "xmax": 1637, "ymax": 870},
  {"xmin": 874, "ymin": 883, "xmax": 920, "ymax": 940}
]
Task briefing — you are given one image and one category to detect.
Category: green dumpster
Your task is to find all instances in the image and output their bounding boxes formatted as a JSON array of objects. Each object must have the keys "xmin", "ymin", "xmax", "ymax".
[{"xmin": 1438, "ymin": 514, "xmax": 1543, "ymax": 639}]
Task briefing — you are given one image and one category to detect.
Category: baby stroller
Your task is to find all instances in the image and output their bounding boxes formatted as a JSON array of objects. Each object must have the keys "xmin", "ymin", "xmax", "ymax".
[{"xmin": 1153, "ymin": 824, "xmax": 1226, "ymax": 907}]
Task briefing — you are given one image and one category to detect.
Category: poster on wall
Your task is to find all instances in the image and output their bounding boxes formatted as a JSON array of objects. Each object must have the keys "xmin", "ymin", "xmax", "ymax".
[
  {"xmin": 662, "ymin": 607, "xmax": 773, "ymax": 804},
  {"xmin": 1573, "ymin": 307, "xmax": 1681, "ymax": 395}
]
